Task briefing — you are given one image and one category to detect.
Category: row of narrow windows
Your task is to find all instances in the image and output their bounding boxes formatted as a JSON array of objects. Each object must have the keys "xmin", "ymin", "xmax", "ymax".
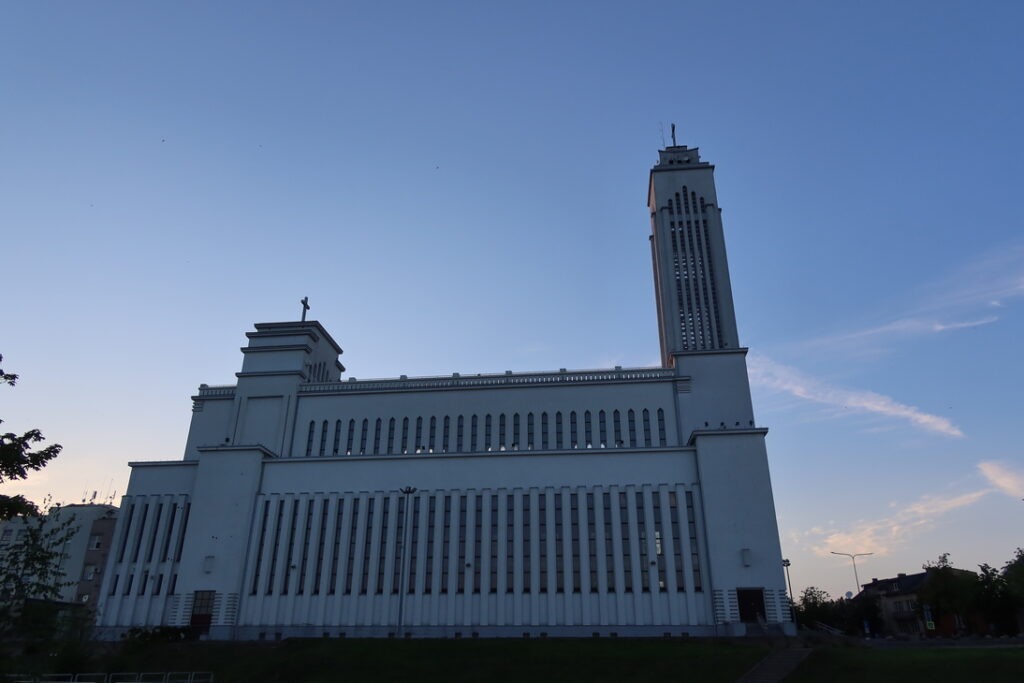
[
  {"xmin": 305, "ymin": 361, "xmax": 330, "ymax": 382},
  {"xmin": 304, "ymin": 408, "xmax": 669, "ymax": 458},
  {"xmin": 248, "ymin": 487, "xmax": 703, "ymax": 598},
  {"xmin": 115, "ymin": 501, "xmax": 191, "ymax": 566},
  {"xmin": 108, "ymin": 499, "xmax": 192, "ymax": 598},
  {"xmin": 667, "ymin": 186, "xmax": 723, "ymax": 351}
]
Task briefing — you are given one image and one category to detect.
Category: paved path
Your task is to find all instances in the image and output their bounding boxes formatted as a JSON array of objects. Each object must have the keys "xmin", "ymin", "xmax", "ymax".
[{"xmin": 735, "ymin": 647, "xmax": 813, "ymax": 683}]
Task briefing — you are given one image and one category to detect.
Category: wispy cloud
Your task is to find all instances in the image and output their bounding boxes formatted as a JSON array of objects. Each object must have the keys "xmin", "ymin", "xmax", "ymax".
[
  {"xmin": 978, "ymin": 461, "xmax": 1024, "ymax": 498},
  {"xmin": 794, "ymin": 489, "xmax": 990, "ymax": 557},
  {"xmin": 804, "ymin": 242, "xmax": 1024, "ymax": 350},
  {"xmin": 807, "ymin": 315, "xmax": 999, "ymax": 348},
  {"xmin": 748, "ymin": 353, "xmax": 964, "ymax": 437}
]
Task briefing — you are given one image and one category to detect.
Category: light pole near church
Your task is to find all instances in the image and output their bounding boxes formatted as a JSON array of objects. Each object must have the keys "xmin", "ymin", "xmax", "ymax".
[
  {"xmin": 782, "ymin": 559, "xmax": 797, "ymax": 626},
  {"xmin": 831, "ymin": 551, "xmax": 873, "ymax": 596}
]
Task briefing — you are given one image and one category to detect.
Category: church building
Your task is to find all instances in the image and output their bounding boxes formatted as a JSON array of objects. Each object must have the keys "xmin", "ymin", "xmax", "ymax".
[{"xmin": 96, "ymin": 144, "xmax": 794, "ymax": 638}]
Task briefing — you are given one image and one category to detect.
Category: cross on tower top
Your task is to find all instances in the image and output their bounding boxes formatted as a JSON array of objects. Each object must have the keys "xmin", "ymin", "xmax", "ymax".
[{"xmin": 300, "ymin": 296, "xmax": 310, "ymax": 322}]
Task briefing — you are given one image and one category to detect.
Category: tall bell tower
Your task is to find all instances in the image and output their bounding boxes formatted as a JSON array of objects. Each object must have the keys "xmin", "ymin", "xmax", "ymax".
[{"xmin": 648, "ymin": 145, "xmax": 740, "ymax": 367}]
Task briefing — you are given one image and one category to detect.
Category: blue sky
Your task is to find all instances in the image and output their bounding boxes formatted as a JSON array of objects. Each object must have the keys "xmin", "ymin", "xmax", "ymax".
[{"xmin": 2, "ymin": 1, "xmax": 1022, "ymax": 600}]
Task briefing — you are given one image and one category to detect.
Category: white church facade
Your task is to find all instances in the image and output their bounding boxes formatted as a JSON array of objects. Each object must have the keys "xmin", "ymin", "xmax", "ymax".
[{"xmin": 96, "ymin": 144, "xmax": 794, "ymax": 638}]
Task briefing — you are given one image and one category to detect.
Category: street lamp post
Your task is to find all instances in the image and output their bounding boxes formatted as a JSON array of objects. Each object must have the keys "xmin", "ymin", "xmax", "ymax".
[
  {"xmin": 396, "ymin": 486, "xmax": 417, "ymax": 636},
  {"xmin": 782, "ymin": 559, "xmax": 797, "ymax": 626},
  {"xmin": 830, "ymin": 551, "xmax": 873, "ymax": 596}
]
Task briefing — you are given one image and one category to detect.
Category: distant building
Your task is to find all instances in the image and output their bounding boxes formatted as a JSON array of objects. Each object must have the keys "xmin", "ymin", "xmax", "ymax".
[
  {"xmin": 861, "ymin": 567, "xmax": 979, "ymax": 637},
  {"xmin": 861, "ymin": 573, "xmax": 928, "ymax": 636},
  {"xmin": 96, "ymin": 144, "xmax": 793, "ymax": 638},
  {"xmin": 0, "ymin": 504, "xmax": 117, "ymax": 609}
]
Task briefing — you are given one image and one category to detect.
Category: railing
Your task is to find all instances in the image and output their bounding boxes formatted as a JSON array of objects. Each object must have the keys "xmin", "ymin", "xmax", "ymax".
[
  {"xmin": 2, "ymin": 675, "xmax": 213, "ymax": 683},
  {"xmin": 194, "ymin": 385, "xmax": 234, "ymax": 398},
  {"xmin": 302, "ymin": 367, "xmax": 677, "ymax": 394}
]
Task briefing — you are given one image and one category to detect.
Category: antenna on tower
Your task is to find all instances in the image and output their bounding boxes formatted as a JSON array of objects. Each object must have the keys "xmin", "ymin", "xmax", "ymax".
[
  {"xmin": 671, "ymin": 123, "xmax": 677, "ymax": 147},
  {"xmin": 659, "ymin": 122, "xmax": 666, "ymax": 148}
]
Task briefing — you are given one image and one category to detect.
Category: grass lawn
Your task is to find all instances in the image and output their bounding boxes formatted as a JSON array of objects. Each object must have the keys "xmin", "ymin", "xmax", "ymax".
[
  {"xmin": 44, "ymin": 638, "xmax": 769, "ymax": 683},
  {"xmin": 787, "ymin": 645, "xmax": 1024, "ymax": 683}
]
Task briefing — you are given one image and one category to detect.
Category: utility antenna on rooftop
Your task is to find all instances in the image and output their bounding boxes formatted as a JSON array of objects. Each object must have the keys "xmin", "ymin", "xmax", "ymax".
[{"xmin": 671, "ymin": 123, "xmax": 677, "ymax": 147}]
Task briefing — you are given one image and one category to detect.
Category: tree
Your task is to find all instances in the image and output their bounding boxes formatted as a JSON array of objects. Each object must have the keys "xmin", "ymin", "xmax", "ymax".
[
  {"xmin": 0, "ymin": 355, "xmax": 74, "ymax": 642},
  {"xmin": 0, "ymin": 501, "xmax": 77, "ymax": 638},
  {"xmin": 918, "ymin": 553, "xmax": 978, "ymax": 636},
  {"xmin": 0, "ymin": 354, "xmax": 62, "ymax": 519}
]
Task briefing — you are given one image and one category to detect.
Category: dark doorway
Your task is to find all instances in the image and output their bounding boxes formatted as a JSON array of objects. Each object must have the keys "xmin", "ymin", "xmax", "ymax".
[
  {"xmin": 737, "ymin": 588, "xmax": 766, "ymax": 623},
  {"xmin": 190, "ymin": 590, "xmax": 215, "ymax": 636}
]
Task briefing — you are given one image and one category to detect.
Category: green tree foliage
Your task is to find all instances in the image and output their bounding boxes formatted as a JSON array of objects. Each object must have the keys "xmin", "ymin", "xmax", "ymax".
[
  {"xmin": 917, "ymin": 554, "xmax": 979, "ymax": 634},
  {"xmin": 0, "ymin": 500, "xmax": 77, "ymax": 637},
  {"xmin": 1004, "ymin": 548, "xmax": 1024, "ymax": 603},
  {"xmin": 0, "ymin": 354, "xmax": 63, "ymax": 520}
]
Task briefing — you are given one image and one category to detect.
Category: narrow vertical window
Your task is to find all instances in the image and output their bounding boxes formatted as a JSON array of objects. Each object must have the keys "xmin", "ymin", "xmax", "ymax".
[
  {"xmin": 343, "ymin": 498, "xmax": 360, "ymax": 594},
  {"xmin": 635, "ymin": 492, "xmax": 650, "ymax": 592},
  {"xmin": 424, "ymin": 497, "xmax": 436, "ymax": 594},
  {"xmin": 315, "ymin": 500, "xmax": 330, "ymax": 595},
  {"xmin": 587, "ymin": 493, "xmax": 598, "ymax": 592},
  {"xmin": 570, "ymin": 493, "xmax": 580, "ymax": 593},
  {"xmin": 686, "ymin": 491, "xmax": 703, "ymax": 591},
  {"xmin": 598, "ymin": 410, "xmax": 607, "ymax": 447},
  {"xmin": 333, "ymin": 420, "xmax": 342, "ymax": 455},
  {"xmin": 484, "ymin": 414, "xmax": 492, "ymax": 451},
  {"xmin": 657, "ymin": 409, "xmax": 667, "ymax": 446},
  {"xmin": 570, "ymin": 411, "xmax": 578, "ymax": 448},
  {"xmin": 603, "ymin": 493, "xmax": 615, "ymax": 592},
  {"xmin": 429, "ymin": 416, "xmax": 437, "ymax": 451},
  {"xmin": 522, "ymin": 493, "xmax": 531, "ymax": 593},
  {"xmin": 319, "ymin": 420, "xmax": 328, "ymax": 456},
  {"xmin": 584, "ymin": 410, "xmax": 592, "ymax": 447},
  {"xmin": 498, "ymin": 414, "xmax": 506, "ymax": 450},
  {"xmin": 512, "ymin": 413, "xmax": 520, "ymax": 449},
  {"xmin": 387, "ymin": 418, "xmax": 396, "ymax": 454},
  {"xmin": 642, "ymin": 409, "xmax": 652, "ymax": 447},
  {"xmin": 408, "ymin": 495, "xmax": 421, "ymax": 593},
  {"xmin": 457, "ymin": 496, "xmax": 468, "ymax": 593},
  {"xmin": 441, "ymin": 496, "xmax": 452, "ymax": 593},
  {"xmin": 266, "ymin": 500, "xmax": 284, "ymax": 595},
  {"xmin": 359, "ymin": 498, "xmax": 376, "ymax": 594},
  {"xmin": 613, "ymin": 410, "xmax": 622, "ymax": 447},
  {"xmin": 470, "ymin": 415, "xmax": 478, "ymax": 452},
  {"xmin": 298, "ymin": 502, "xmax": 314, "ymax": 594},
  {"xmin": 415, "ymin": 417, "xmax": 423, "ymax": 451},
  {"xmin": 251, "ymin": 501, "xmax": 270, "ymax": 595},
  {"xmin": 442, "ymin": 416, "xmax": 450, "ymax": 452},
  {"xmin": 538, "ymin": 493, "xmax": 547, "ymax": 593},
  {"xmin": 360, "ymin": 419, "xmax": 369, "ymax": 454},
  {"xmin": 346, "ymin": 419, "xmax": 356, "ymax": 455},
  {"xmin": 541, "ymin": 412, "xmax": 549, "ymax": 450},
  {"xmin": 619, "ymin": 492, "xmax": 633, "ymax": 593},
  {"xmin": 161, "ymin": 504, "xmax": 177, "ymax": 561},
  {"xmin": 373, "ymin": 418, "xmax": 382, "ymax": 455},
  {"xmin": 628, "ymin": 410, "xmax": 637, "ymax": 448},
  {"xmin": 401, "ymin": 418, "xmax": 409, "ymax": 454},
  {"xmin": 555, "ymin": 412, "xmax": 563, "ymax": 449},
  {"xmin": 554, "ymin": 493, "xmax": 564, "ymax": 593},
  {"xmin": 132, "ymin": 504, "xmax": 149, "ymax": 562},
  {"xmin": 506, "ymin": 494, "xmax": 515, "ymax": 593},
  {"xmin": 305, "ymin": 421, "xmax": 315, "ymax": 457},
  {"xmin": 329, "ymin": 499, "xmax": 345, "ymax": 594},
  {"xmin": 457, "ymin": 415, "xmax": 464, "ymax": 452},
  {"xmin": 489, "ymin": 494, "xmax": 498, "ymax": 593},
  {"xmin": 375, "ymin": 497, "xmax": 390, "ymax": 594},
  {"xmin": 282, "ymin": 497, "xmax": 299, "ymax": 593},
  {"xmin": 526, "ymin": 413, "xmax": 533, "ymax": 450},
  {"xmin": 652, "ymin": 492, "xmax": 666, "ymax": 591},
  {"xmin": 473, "ymin": 495, "xmax": 482, "ymax": 593}
]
